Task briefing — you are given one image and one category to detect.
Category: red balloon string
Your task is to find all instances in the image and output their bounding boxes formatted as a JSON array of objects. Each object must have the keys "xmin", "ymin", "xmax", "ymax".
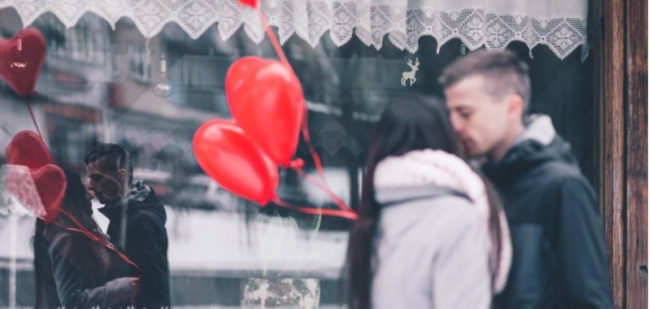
[
  {"xmin": 291, "ymin": 164, "xmax": 356, "ymax": 214},
  {"xmin": 300, "ymin": 117, "xmax": 328, "ymax": 183},
  {"xmin": 254, "ymin": 3, "xmax": 356, "ymax": 219},
  {"xmin": 55, "ymin": 209, "xmax": 142, "ymax": 273},
  {"xmin": 24, "ymin": 96, "xmax": 42, "ymax": 137},
  {"xmin": 272, "ymin": 197, "xmax": 358, "ymax": 220},
  {"xmin": 253, "ymin": 2, "xmax": 328, "ymax": 183},
  {"xmin": 255, "ymin": 6, "xmax": 290, "ymax": 68}
]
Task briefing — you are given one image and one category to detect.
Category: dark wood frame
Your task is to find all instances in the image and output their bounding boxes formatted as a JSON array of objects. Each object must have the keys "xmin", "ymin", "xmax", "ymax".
[{"xmin": 598, "ymin": 0, "xmax": 648, "ymax": 307}]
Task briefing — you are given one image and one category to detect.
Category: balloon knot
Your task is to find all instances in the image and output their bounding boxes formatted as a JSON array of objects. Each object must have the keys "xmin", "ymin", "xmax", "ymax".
[
  {"xmin": 289, "ymin": 159, "xmax": 304, "ymax": 170},
  {"xmin": 237, "ymin": 0, "xmax": 257, "ymax": 8}
]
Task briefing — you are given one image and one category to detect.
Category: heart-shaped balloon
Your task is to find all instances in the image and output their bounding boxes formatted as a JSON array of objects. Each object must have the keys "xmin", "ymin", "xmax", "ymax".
[
  {"xmin": 225, "ymin": 57, "xmax": 306, "ymax": 167},
  {"xmin": 5, "ymin": 164, "xmax": 66, "ymax": 222},
  {"xmin": 5, "ymin": 130, "xmax": 65, "ymax": 222},
  {"xmin": 0, "ymin": 28, "xmax": 46, "ymax": 97},
  {"xmin": 193, "ymin": 119, "xmax": 278, "ymax": 205},
  {"xmin": 5, "ymin": 130, "xmax": 52, "ymax": 168},
  {"xmin": 31, "ymin": 164, "xmax": 66, "ymax": 222}
]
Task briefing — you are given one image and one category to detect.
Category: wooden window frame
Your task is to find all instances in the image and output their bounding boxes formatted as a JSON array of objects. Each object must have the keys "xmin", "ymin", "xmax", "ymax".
[{"xmin": 597, "ymin": 0, "xmax": 647, "ymax": 307}]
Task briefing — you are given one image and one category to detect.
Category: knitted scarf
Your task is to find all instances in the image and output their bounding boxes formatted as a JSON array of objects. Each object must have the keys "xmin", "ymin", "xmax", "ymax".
[{"xmin": 374, "ymin": 149, "xmax": 512, "ymax": 293}]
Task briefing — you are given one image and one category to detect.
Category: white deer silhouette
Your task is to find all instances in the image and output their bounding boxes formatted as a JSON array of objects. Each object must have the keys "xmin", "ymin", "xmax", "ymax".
[{"xmin": 401, "ymin": 57, "xmax": 420, "ymax": 86}]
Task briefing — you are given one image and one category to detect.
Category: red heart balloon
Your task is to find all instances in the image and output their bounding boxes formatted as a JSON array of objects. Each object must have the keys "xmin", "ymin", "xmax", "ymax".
[
  {"xmin": 5, "ymin": 164, "xmax": 66, "ymax": 223},
  {"xmin": 0, "ymin": 28, "xmax": 46, "ymax": 97},
  {"xmin": 193, "ymin": 119, "xmax": 278, "ymax": 205},
  {"xmin": 5, "ymin": 130, "xmax": 52, "ymax": 168},
  {"xmin": 225, "ymin": 57, "xmax": 306, "ymax": 167},
  {"xmin": 31, "ymin": 164, "xmax": 65, "ymax": 222},
  {"xmin": 5, "ymin": 130, "xmax": 65, "ymax": 222}
]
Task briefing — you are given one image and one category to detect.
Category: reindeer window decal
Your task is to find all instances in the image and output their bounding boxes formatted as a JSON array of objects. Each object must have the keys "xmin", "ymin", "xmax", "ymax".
[{"xmin": 401, "ymin": 57, "xmax": 419, "ymax": 87}]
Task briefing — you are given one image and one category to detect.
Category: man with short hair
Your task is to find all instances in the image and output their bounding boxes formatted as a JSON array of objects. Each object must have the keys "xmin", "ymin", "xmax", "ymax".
[
  {"xmin": 85, "ymin": 143, "xmax": 171, "ymax": 308},
  {"xmin": 441, "ymin": 50, "xmax": 613, "ymax": 308}
]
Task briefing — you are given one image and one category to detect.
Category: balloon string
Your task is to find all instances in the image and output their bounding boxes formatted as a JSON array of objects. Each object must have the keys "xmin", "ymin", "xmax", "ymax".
[
  {"xmin": 300, "ymin": 118, "xmax": 327, "ymax": 183},
  {"xmin": 292, "ymin": 166, "xmax": 355, "ymax": 214},
  {"xmin": 254, "ymin": 2, "xmax": 355, "ymax": 219},
  {"xmin": 254, "ymin": 1, "xmax": 328, "ymax": 185},
  {"xmin": 289, "ymin": 159, "xmax": 355, "ymax": 214},
  {"xmin": 256, "ymin": 6, "xmax": 290, "ymax": 68},
  {"xmin": 24, "ymin": 97, "xmax": 42, "ymax": 137},
  {"xmin": 56, "ymin": 209, "xmax": 141, "ymax": 273},
  {"xmin": 272, "ymin": 197, "xmax": 358, "ymax": 220}
]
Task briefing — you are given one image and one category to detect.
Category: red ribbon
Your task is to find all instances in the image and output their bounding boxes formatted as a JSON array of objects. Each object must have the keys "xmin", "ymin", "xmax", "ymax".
[
  {"xmin": 300, "ymin": 117, "xmax": 328, "ymax": 183},
  {"xmin": 54, "ymin": 209, "xmax": 142, "ymax": 273},
  {"xmin": 289, "ymin": 159, "xmax": 355, "ymax": 214},
  {"xmin": 272, "ymin": 197, "xmax": 358, "ymax": 220},
  {"xmin": 24, "ymin": 95, "xmax": 42, "ymax": 137},
  {"xmin": 252, "ymin": 4, "xmax": 357, "ymax": 220},
  {"xmin": 256, "ymin": 7, "xmax": 289, "ymax": 68}
]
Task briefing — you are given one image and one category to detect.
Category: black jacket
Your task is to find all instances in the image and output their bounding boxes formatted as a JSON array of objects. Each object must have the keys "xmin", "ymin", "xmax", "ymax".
[
  {"xmin": 484, "ymin": 116, "xmax": 613, "ymax": 308},
  {"xmin": 99, "ymin": 181, "xmax": 171, "ymax": 309},
  {"xmin": 36, "ymin": 223, "xmax": 134, "ymax": 309}
]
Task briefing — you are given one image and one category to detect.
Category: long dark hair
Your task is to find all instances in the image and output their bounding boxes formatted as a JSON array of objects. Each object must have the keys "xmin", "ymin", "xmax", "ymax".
[
  {"xmin": 347, "ymin": 95, "xmax": 505, "ymax": 309},
  {"xmin": 33, "ymin": 170, "xmax": 102, "ymax": 308}
]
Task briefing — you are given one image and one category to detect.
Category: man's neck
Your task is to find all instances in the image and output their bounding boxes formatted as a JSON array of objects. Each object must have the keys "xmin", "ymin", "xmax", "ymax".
[
  {"xmin": 105, "ymin": 198, "xmax": 123, "ymax": 209},
  {"xmin": 489, "ymin": 122, "xmax": 525, "ymax": 162},
  {"xmin": 105, "ymin": 190, "xmax": 129, "ymax": 208}
]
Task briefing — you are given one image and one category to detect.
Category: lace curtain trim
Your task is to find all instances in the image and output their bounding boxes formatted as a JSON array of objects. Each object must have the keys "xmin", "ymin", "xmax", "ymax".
[{"xmin": 0, "ymin": 0, "xmax": 588, "ymax": 59}]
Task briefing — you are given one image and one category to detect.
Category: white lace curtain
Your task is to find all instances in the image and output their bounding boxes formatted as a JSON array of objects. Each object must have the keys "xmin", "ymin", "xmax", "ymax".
[{"xmin": 0, "ymin": 0, "xmax": 588, "ymax": 59}]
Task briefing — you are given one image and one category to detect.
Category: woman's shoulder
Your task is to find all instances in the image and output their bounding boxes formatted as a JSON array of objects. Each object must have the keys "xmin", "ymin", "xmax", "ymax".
[
  {"xmin": 43, "ymin": 230, "xmax": 98, "ymax": 268},
  {"xmin": 380, "ymin": 187, "xmax": 480, "ymax": 219},
  {"xmin": 414, "ymin": 193, "xmax": 484, "ymax": 230},
  {"xmin": 43, "ymin": 225, "xmax": 80, "ymax": 249},
  {"xmin": 378, "ymin": 190, "xmax": 484, "ymax": 241}
]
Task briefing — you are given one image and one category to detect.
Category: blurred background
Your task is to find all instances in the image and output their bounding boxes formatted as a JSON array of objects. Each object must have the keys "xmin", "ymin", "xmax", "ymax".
[{"xmin": 0, "ymin": 2, "xmax": 594, "ymax": 308}]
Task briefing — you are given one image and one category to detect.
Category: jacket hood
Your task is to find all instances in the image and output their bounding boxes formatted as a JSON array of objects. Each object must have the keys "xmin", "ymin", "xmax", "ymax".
[
  {"xmin": 99, "ymin": 180, "xmax": 166, "ymax": 224},
  {"xmin": 374, "ymin": 149, "xmax": 488, "ymax": 211},
  {"xmin": 484, "ymin": 114, "xmax": 578, "ymax": 179},
  {"xmin": 373, "ymin": 149, "xmax": 512, "ymax": 292},
  {"xmin": 375, "ymin": 185, "xmax": 469, "ymax": 207}
]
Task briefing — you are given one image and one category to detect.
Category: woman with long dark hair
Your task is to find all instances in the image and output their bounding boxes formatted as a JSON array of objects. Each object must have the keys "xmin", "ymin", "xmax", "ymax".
[
  {"xmin": 33, "ymin": 170, "xmax": 139, "ymax": 308},
  {"xmin": 347, "ymin": 96, "xmax": 511, "ymax": 309}
]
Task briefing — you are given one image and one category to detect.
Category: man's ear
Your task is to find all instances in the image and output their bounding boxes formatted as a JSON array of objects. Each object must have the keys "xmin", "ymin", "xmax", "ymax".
[
  {"xmin": 118, "ymin": 168, "xmax": 128, "ymax": 183},
  {"xmin": 507, "ymin": 94, "xmax": 524, "ymax": 121}
]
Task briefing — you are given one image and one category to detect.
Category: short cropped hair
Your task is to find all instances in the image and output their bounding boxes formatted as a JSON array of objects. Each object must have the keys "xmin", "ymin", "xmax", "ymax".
[
  {"xmin": 439, "ymin": 49, "xmax": 531, "ymax": 113},
  {"xmin": 84, "ymin": 143, "xmax": 133, "ymax": 185}
]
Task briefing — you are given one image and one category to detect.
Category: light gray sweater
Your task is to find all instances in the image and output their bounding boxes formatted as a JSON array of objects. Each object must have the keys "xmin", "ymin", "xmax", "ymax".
[{"xmin": 371, "ymin": 185, "xmax": 492, "ymax": 309}]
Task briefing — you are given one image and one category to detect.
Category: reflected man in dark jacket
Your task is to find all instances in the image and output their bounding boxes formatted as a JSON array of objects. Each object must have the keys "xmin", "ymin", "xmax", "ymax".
[
  {"xmin": 441, "ymin": 50, "xmax": 613, "ymax": 308},
  {"xmin": 85, "ymin": 143, "xmax": 171, "ymax": 308}
]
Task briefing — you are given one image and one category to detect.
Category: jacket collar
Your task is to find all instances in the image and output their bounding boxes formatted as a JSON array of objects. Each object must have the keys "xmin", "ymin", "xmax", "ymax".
[
  {"xmin": 512, "ymin": 114, "xmax": 556, "ymax": 148},
  {"xmin": 373, "ymin": 149, "xmax": 485, "ymax": 209},
  {"xmin": 97, "ymin": 180, "xmax": 153, "ymax": 220}
]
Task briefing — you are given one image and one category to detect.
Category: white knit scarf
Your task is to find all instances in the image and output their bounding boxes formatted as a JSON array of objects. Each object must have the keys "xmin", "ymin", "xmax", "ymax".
[{"xmin": 374, "ymin": 149, "xmax": 512, "ymax": 293}]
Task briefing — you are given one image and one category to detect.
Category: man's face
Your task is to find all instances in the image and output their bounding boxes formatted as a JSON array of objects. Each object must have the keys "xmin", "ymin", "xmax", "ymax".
[
  {"xmin": 86, "ymin": 158, "xmax": 125, "ymax": 205},
  {"xmin": 445, "ymin": 75, "xmax": 510, "ymax": 159}
]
